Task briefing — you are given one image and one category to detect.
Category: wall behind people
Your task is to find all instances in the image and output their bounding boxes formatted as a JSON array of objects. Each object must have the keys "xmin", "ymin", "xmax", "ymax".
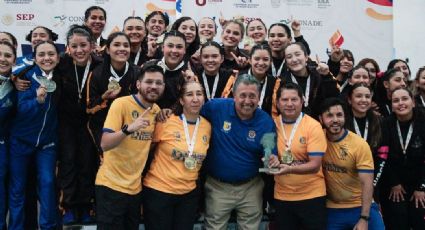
[
  {"xmin": 0, "ymin": 0, "xmax": 176, "ymax": 55},
  {"xmin": 180, "ymin": 0, "xmax": 393, "ymax": 70}
]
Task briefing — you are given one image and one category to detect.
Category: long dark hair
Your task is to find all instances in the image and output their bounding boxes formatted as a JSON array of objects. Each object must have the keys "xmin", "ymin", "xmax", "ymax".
[
  {"xmin": 346, "ymin": 83, "xmax": 382, "ymax": 149},
  {"xmin": 171, "ymin": 17, "xmax": 200, "ymax": 57}
]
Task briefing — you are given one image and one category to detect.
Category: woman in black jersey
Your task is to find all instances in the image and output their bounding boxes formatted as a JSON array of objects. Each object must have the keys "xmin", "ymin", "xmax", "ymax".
[
  {"xmin": 86, "ymin": 32, "xmax": 139, "ymax": 154},
  {"xmin": 195, "ymin": 41, "xmax": 233, "ymax": 101},
  {"xmin": 171, "ymin": 16, "xmax": 201, "ymax": 63},
  {"xmin": 379, "ymin": 87, "xmax": 425, "ymax": 230},
  {"xmin": 414, "ymin": 66, "xmax": 425, "ymax": 108},
  {"xmin": 56, "ymin": 25, "xmax": 102, "ymax": 224},
  {"xmin": 281, "ymin": 42, "xmax": 338, "ymax": 117},
  {"xmin": 374, "ymin": 68, "xmax": 407, "ymax": 117},
  {"xmin": 123, "ymin": 16, "xmax": 151, "ymax": 66},
  {"xmin": 84, "ymin": 6, "xmax": 107, "ymax": 49}
]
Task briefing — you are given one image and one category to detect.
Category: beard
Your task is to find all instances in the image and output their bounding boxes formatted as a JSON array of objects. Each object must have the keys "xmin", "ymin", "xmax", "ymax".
[{"xmin": 139, "ymin": 88, "xmax": 161, "ymax": 104}]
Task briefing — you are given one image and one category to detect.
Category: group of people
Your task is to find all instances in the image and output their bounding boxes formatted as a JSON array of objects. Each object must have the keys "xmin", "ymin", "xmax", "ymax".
[{"xmin": 0, "ymin": 4, "xmax": 424, "ymax": 230}]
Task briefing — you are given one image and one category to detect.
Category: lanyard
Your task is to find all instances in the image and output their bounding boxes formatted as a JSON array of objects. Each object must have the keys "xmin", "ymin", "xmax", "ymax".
[
  {"xmin": 74, "ymin": 60, "xmax": 91, "ymax": 99},
  {"xmin": 420, "ymin": 95, "xmax": 425, "ymax": 107},
  {"xmin": 353, "ymin": 117, "xmax": 369, "ymax": 140},
  {"xmin": 0, "ymin": 74, "xmax": 12, "ymax": 99},
  {"xmin": 249, "ymin": 69, "xmax": 268, "ymax": 109},
  {"xmin": 202, "ymin": 71, "xmax": 219, "ymax": 100},
  {"xmin": 339, "ymin": 80, "xmax": 349, "ymax": 92},
  {"xmin": 41, "ymin": 70, "xmax": 53, "ymax": 80},
  {"xmin": 109, "ymin": 62, "xmax": 129, "ymax": 82},
  {"xmin": 134, "ymin": 47, "xmax": 141, "ymax": 65},
  {"xmin": 396, "ymin": 120, "xmax": 413, "ymax": 155},
  {"xmin": 271, "ymin": 59, "xmax": 285, "ymax": 77},
  {"xmin": 280, "ymin": 113, "xmax": 303, "ymax": 151},
  {"xmin": 158, "ymin": 57, "xmax": 185, "ymax": 72},
  {"xmin": 385, "ymin": 104, "xmax": 391, "ymax": 114},
  {"xmin": 0, "ymin": 74, "xmax": 7, "ymax": 85},
  {"xmin": 291, "ymin": 74, "xmax": 310, "ymax": 107},
  {"xmin": 182, "ymin": 114, "xmax": 200, "ymax": 157}
]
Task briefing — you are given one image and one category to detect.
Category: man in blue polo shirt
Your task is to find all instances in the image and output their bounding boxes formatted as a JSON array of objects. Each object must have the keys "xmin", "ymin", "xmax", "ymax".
[{"xmin": 201, "ymin": 74, "xmax": 276, "ymax": 230}]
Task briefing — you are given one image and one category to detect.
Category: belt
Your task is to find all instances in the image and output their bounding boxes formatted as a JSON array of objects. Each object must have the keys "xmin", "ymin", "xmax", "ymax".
[{"xmin": 209, "ymin": 175, "xmax": 257, "ymax": 186}]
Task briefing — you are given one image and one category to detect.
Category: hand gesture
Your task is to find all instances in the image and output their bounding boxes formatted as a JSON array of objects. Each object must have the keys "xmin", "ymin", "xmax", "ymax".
[
  {"xmin": 219, "ymin": 11, "xmax": 227, "ymax": 27},
  {"xmin": 182, "ymin": 65, "xmax": 198, "ymax": 82},
  {"xmin": 290, "ymin": 16, "xmax": 301, "ymax": 37},
  {"xmin": 410, "ymin": 190, "xmax": 425, "ymax": 208},
  {"xmin": 127, "ymin": 108, "xmax": 151, "ymax": 132},
  {"xmin": 330, "ymin": 45, "xmax": 344, "ymax": 62},
  {"xmin": 315, "ymin": 55, "xmax": 330, "ymax": 75},
  {"xmin": 102, "ymin": 87, "xmax": 122, "ymax": 100},
  {"xmin": 147, "ymin": 39, "xmax": 158, "ymax": 58},
  {"xmin": 13, "ymin": 77, "xmax": 31, "ymax": 91},
  {"xmin": 230, "ymin": 51, "xmax": 248, "ymax": 69},
  {"xmin": 389, "ymin": 184, "xmax": 406, "ymax": 202},
  {"xmin": 156, "ymin": 108, "xmax": 172, "ymax": 122},
  {"xmin": 36, "ymin": 85, "xmax": 48, "ymax": 104}
]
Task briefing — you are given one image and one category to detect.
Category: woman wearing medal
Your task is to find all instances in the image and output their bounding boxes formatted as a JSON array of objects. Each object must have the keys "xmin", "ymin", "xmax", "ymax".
[
  {"xmin": 268, "ymin": 82, "xmax": 328, "ymax": 230},
  {"xmin": 194, "ymin": 41, "xmax": 233, "ymax": 101},
  {"xmin": 143, "ymin": 80, "xmax": 211, "ymax": 230},
  {"xmin": 86, "ymin": 32, "xmax": 139, "ymax": 155},
  {"xmin": 123, "ymin": 16, "xmax": 151, "ymax": 66},
  {"xmin": 281, "ymin": 42, "xmax": 339, "ymax": 117},
  {"xmin": 378, "ymin": 87, "xmax": 425, "ymax": 229},
  {"xmin": 8, "ymin": 40, "xmax": 61, "ymax": 229},
  {"xmin": 222, "ymin": 44, "xmax": 280, "ymax": 116},
  {"xmin": 56, "ymin": 24, "xmax": 102, "ymax": 224},
  {"xmin": 0, "ymin": 41, "xmax": 17, "ymax": 230}
]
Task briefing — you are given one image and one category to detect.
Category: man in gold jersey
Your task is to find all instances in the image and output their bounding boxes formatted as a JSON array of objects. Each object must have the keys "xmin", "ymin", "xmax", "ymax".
[
  {"xmin": 319, "ymin": 98, "xmax": 384, "ymax": 230},
  {"xmin": 94, "ymin": 64, "xmax": 165, "ymax": 230}
]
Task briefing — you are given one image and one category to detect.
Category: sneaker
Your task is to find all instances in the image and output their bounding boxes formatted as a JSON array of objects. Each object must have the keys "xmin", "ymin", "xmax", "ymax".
[
  {"xmin": 62, "ymin": 210, "xmax": 76, "ymax": 225},
  {"xmin": 80, "ymin": 209, "xmax": 95, "ymax": 224}
]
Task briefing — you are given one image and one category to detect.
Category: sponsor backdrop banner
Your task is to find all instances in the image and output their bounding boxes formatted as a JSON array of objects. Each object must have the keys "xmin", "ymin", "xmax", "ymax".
[{"xmin": 0, "ymin": 0, "xmax": 404, "ymax": 71}]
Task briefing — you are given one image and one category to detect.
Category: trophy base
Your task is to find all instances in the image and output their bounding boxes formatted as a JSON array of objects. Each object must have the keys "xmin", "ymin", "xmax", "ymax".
[{"xmin": 259, "ymin": 168, "xmax": 279, "ymax": 173}]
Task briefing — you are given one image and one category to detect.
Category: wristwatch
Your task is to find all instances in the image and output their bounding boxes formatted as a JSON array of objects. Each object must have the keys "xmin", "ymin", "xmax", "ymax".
[
  {"xmin": 121, "ymin": 124, "xmax": 132, "ymax": 135},
  {"xmin": 360, "ymin": 215, "xmax": 370, "ymax": 221}
]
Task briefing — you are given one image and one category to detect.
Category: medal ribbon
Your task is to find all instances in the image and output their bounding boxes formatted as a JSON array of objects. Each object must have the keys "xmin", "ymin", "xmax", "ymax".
[
  {"xmin": 339, "ymin": 80, "xmax": 349, "ymax": 92},
  {"xmin": 421, "ymin": 95, "xmax": 425, "ymax": 107},
  {"xmin": 280, "ymin": 113, "xmax": 303, "ymax": 152},
  {"xmin": 353, "ymin": 117, "xmax": 369, "ymax": 140},
  {"xmin": 182, "ymin": 114, "xmax": 200, "ymax": 157},
  {"xmin": 249, "ymin": 69, "xmax": 268, "ymax": 109},
  {"xmin": 396, "ymin": 121, "xmax": 413, "ymax": 155},
  {"xmin": 74, "ymin": 59, "xmax": 91, "ymax": 99},
  {"xmin": 271, "ymin": 60, "xmax": 285, "ymax": 77},
  {"xmin": 291, "ymin": 74, "xmax": 310, "ymax": 107},
  {"xmin": 202, "ymin": 71, "xmax": 219, "ymax": 100},
  {"xmin": 134, "ymin": 47, "xmax": 141, "ymax": 65},
  {"xmin": 109, "ymin": 62, "xmax": 129, "ymax": 82},
  {"xmin": 158, "ymin": 57, "xmax": 185, "ymax": 72}
]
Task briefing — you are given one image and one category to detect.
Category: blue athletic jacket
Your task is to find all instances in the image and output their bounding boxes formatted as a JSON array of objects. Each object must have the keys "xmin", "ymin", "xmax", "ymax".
[
  {"xmin": 0, "ymin": 77, "xmax": 16, "ymax": 140},
  {"xmin": 10, "ymin": 65, "xmax": 59, "ymax": 147}
]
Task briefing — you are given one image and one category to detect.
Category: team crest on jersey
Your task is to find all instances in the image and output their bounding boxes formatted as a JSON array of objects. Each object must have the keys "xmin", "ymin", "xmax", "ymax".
[
  {"xmin": 299, "ymin": 136, "xmax": 306, "ymax": 144},
  {"xmin": 202, "ymin": 135, "xmax": 208, "ymax": 144},
  {"xmin": 132, "ymin": 110, "xmax": 139, "ymax": 119},
  {"xmin": 174, "ymin": 131, "xmax": 181, "ymax": 141},
  {"xmin": 248, "ymin": 130, "xmax": 256, "ymax": 139},
  {"xmin": 338, "ymin": 145, "xmax": 349, "ymax": 160},
  {"xmin": 223, "ymin": 121, "xmax": 232, "ymax": 132}
]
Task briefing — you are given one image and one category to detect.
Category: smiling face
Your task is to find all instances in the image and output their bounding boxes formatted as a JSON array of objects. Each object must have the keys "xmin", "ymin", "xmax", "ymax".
[
  {"xmin": 200, "ymin": 45, "xmax": 223, "ymax": 75},
  {"xmin": 391, "ymin": 89, "xmax": 414, "ymax": 120},
  {"xmin": 277, "ymin": 88, "xmax": 303, "ymax": 121},
  {"xmin": 177, "ymin": 19, "xmax": 197, "ymax": 44},
  {"xmin": 339, "ymin": 56, "xmax": 354, "ymax": 74},
  {"xmin": 68, "ymin": 34, "xmax": 93, "ymax": 66},
  {"xmin": 0, "ymin": 44, "xmax": 15, "ymax": 75},
  {"xmin": 348, "ymin": 86, "xmax": 372, "ymax": 117},
  {"xmin": 394, "ymin": 61, "xmax": 410, "ymax": 79},
  {"xmin": 233, "ymin": 83, "xmax": 259, "ymax": 120},
  {"xmin": 384, "ymin": 71, "xmax": 407, "ymax": 93},
  {"xmin": 106, "ymin": 35, "xmax": 130, "ymax": 65},
  {"xmin": 34, "ymin": 43, "xmax": 59, "ymax": 74},
  {"xmin": 137, "ymin": 71, "xmax": 165, "ymax": 104},
  {"xmin": 247, "ymin": 20, "xmax": 266, "ymax": 44},
  {"xmin": 349, "ymin": 68, "xmax": 370, "ymax": 86},
  {"xmin": 180, "ymin": 82, "xmax": 205, "ymax": 117},
  {"xmin": 162, "ymin": 35, "xmax": 186, "ymax": 69},
  {"xmin": 250, "ymin": 49, "xmax": 271, "ymax": 79},
  {"xmin": 31, "ymin": 27, "xmax": 50, "ymax": 49},
  {"xmin": 146, "ymin": 14, "xmax": 166, "ymax": 37},
  {"xmin": 198, "ymin": 17, "xmax": 216, "ymax": 41},
  {"xmin": 284, "ymin": 44, "xmax": 308, "ymax": 75},
  {"xmin": 85, "ymin": 9, "xmax": 106, "ymax": 38},
  {"xmin": 124, "ymin": 18, "xmax": 146, "ymax": 45},
  {"xmin": 320, "ymin": 105, "xmax": 346, "ymax": 138},
  {"xmin": 221, "ymin": 22, "xmax": 243, "ymax": 48},
  {"xmin": 268, "ymin": 25, "xmax": 291, "ymax": 54}
]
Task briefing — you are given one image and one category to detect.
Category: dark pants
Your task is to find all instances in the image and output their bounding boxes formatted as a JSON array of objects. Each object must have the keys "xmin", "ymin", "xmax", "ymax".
[
  {"xmin": 274, "ymin": 196, "xmax": 327, "ymax": 230},
  {"xmin": 143, "ymin": 186, "xmax": 200, "ymax": 230},
  {"xmin": 380, "ymin": 187, "xmax": 425, "ymax": 230},
  {"xmin": 57, "ymin": 121, "xmax": 98, "ymax": 211},
  {"xmin": 95, "ymin": 185, "xmax": 142, "ymax": 230}
]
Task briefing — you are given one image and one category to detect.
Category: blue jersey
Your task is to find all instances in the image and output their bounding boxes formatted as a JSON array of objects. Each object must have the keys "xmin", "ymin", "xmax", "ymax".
[
  {"xmin": 13, "ymin": 54, "xmax": 34, "ymax": 73},
  {"xmin": 0, "ymin": 77, "xmax": 16, "ymax": 140},
  {"xmin": 10, "ymin": 65, "xmax": 58, "ymax": 147},
  {"xmin": 201, "ymin": 98, "xmax": 276, "ymax": 182}
]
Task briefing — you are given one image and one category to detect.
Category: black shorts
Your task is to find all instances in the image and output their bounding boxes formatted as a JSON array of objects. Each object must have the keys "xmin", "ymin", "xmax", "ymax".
[{"xmin": 95, "ymin": 185, "xmax": 141, "ymax": 230}]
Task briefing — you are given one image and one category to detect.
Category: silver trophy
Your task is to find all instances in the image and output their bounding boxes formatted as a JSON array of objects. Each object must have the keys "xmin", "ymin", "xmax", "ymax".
[{"xmin": 259, "ymin": 132, "xmax": 279, "ymax": 173}]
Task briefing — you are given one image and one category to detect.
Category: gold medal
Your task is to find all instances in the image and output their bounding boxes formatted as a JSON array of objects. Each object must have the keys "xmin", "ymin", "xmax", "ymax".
[
  {"xmin": 108, "ymin": 79, "xmax": 120, "ymax": 91},
  {"xmin": 281, "ymin": 150, "xmax": 294, "ymax": 164},
  {"xmin": 38, "ymin": 78, "xmax": 56, "ymax": 93},
  {"xmin": 184, "ymin": 156, "xmax": 197, "ymax": 170}
]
